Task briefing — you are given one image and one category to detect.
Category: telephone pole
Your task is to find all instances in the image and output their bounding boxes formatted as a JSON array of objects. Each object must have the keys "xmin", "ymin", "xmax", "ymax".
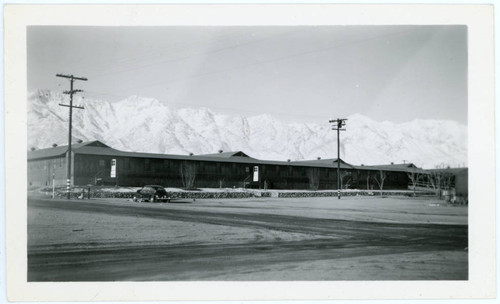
[
  {"xmin": 56, "ymin": 74, "xmax": 87, "ymax": 199},
  {"xmin": 329, "ymin": 118, "xmax": 347, "ymax": 199}
]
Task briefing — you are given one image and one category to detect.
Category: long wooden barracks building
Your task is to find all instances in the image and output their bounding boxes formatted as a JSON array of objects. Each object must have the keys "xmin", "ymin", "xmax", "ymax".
[{"xmin": 27, "ymin": 140, "xmax": 427, "ymax": 190}]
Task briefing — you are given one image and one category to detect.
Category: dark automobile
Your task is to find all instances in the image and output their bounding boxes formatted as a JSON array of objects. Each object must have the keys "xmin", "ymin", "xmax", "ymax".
[{"xmin": 133, "ymin": 185, "xmax": 170, "ymax": 203}]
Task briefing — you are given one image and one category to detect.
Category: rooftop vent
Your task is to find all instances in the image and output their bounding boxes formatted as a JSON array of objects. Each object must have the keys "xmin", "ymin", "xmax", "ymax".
[{"xmin": 52, "ymin": 143, "xmax": 58, "ymax": 148}]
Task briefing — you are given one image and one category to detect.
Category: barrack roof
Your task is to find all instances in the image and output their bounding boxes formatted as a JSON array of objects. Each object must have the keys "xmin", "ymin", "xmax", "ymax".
[
  {"xmin": 28, "ymin": 140, "xmax": 430, "ymax": 171},
  {"xmin": 27, "ymin": 140, "xmax": 111, "ymax": 160},
  {"xmin": 354, "ymin": 163, "xmax": 425, "ymax": 172},
  {"xmin": 290, "ymin": 158, "xmax": 356, "ymax": 169},
  {"xmin": 197, "ymin": 151, "xmax": 254, "ymax": 159}
]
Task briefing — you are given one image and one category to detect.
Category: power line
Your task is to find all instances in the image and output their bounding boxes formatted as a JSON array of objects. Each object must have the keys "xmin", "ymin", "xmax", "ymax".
[
  {"xmin": 104, "ymin": 27, "xmax": 418, "ymax": 94},
  {"xmin": 56, "ymin": 73, "xmax": 88, "ymax": 200},
  {"xmin": 43, "ymin": 27, "xmax": 420, "ymax": 101},
  {"xmin": 69, "ymin": 27, "xmax": 253, "ymax": 74},
  {"xmin": 61, "ymin": 28, "xmax": 418, "ymax": 105},
  {"xmin": 87, "ymin": 27, "xmax": 310, "ymax": 80}
]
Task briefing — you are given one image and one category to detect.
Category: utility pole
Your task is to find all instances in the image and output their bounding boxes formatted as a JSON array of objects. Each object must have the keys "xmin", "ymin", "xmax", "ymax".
[
  {"xmin": 329, "ymin": 118, "xmax": 347, "ymax": 199},
  {"xmin": 56, "ymin": 74, "xmax": 87, "ymax": 199},
  {"xmin": 52, "ymin": 161, "xmax": 55, "ymax": 199}
]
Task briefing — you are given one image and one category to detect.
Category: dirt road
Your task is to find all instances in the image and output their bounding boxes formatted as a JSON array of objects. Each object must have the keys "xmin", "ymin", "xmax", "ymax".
[{"xmin": 28, "ymin": 196, "xmax": 468, "ymax": 281}]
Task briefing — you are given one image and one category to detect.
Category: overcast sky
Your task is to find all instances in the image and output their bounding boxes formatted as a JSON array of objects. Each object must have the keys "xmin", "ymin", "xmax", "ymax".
[{"xmin": 27, "ymin": 26, "xmax": 467, "ymax": 124}]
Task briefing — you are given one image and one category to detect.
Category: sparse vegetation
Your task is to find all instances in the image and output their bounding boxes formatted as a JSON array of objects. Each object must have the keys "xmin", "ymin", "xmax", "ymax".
[
  {"xmin": 307, "ymin": 167, "xmax": 320, "ymax": 190},
  {"xmin": 340, "ymin": 171, "xmax": 352, "ymax": 189},
  {"xmin": 180, "ymin": 161, "xmax": 197, "ymax": 189},
  {"xmin": 407, "ymin": 169, "xmax": 422, "ymax": 196},
  {"xmin": 373, "ymin": 170, "xmax": 386, "ymax": 195}
]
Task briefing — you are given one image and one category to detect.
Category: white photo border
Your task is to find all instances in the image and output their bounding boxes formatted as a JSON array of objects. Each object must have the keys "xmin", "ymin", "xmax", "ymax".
[{"xmin": 4, "ymin": 4, "xmax": 495, "ymax": 301}]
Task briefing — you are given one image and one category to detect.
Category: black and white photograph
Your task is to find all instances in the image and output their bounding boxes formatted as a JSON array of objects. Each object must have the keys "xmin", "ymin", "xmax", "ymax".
[{"xmin": 3, "ymin": 4, "xmax": 496, "ymax": 302}]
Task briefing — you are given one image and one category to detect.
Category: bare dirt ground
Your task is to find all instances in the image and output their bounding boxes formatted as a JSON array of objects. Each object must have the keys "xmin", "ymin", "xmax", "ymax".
[{"xmin": 27, "ymin": 195, "xmax": 468, "ymax": 281}]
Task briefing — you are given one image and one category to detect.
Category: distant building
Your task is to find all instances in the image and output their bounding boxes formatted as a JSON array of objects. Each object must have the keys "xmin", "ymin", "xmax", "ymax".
[
  {"xmin": 428, "ymin": 167, "xmax": 469, "ymax": 197},
  {"xmin": 353, "ymin": 163, "xmax": 424, "ymax": 191},
  {"xmin": 27, "ymin": 140, "xmax": 466, "ymax": 193}
]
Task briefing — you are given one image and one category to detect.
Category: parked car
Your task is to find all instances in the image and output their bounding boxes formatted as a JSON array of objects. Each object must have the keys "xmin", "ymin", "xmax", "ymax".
[{"xmin": 133, "ymin": 185, "xmax": 170, "ymax": 203}]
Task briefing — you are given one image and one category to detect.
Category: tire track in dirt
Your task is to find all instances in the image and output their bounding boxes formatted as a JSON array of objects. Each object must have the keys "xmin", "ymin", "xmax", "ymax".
[
  {"xmin": 29, "ymin": 198, "xmax": 467, "ymax": 248},
  {"xmin": 28, "ymin": 197, "xmax": 468, "ymax": 281}
]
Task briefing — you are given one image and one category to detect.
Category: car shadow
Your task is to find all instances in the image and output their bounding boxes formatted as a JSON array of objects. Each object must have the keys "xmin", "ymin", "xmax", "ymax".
[{"xmin": 167, "ymin": 199, "xmax": 194, "ymax": 204}]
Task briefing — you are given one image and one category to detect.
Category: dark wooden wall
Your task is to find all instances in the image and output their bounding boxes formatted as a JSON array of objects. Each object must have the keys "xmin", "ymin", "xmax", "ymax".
[
  {"xmin": 71, "ymin": 154, "xmax": 410, "ymax": 190},
  {"xmin": 28, "ymin": 156, "xmax": 68, "ymax": 187}
]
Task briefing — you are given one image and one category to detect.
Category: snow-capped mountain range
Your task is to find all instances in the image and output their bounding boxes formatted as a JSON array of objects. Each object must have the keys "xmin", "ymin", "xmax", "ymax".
[{"xmin": 28, "ymin": 90, "xmax": 467, "ymax": 169}]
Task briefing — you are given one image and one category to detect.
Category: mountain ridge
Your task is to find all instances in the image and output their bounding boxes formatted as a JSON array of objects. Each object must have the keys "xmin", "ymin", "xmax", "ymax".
[{"xmin": 28, "ymin": 90, "xmax": 467, "ymax": 169}]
